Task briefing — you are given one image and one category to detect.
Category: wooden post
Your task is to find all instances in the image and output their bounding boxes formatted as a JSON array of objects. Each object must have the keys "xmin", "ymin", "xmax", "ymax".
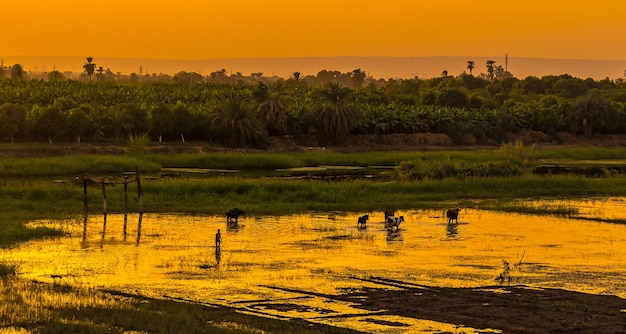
[
  {"xmin": 136, "ymin": 166, "xmax": 143, "ymax": 213},
  {"xmin": 136, "ymin": 166, "xmax": 143, "ymax": 245},
  {"xmin": 82, "ymin": 174, "xmax": 88, "ymax": 243},
  {"xmin": 101, "ymin": 179, "xmax": 107, "ymax": 245},
  {"xmin": 83, "ymin": 173, "xmax": 88, "ymax": 213},
  {"xmin": 123, "ymin": 176, "xmax": 128, "ymax": 238}
]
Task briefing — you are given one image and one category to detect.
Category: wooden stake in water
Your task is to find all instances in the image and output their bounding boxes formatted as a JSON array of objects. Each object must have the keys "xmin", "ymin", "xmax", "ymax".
[
  {"xmin": 101, "ymin": 179, "xmax": 107, "ymax": 246},
  {"xmin": 123, "ymin": 176, "xmax": 129, "ymax": 239},
  {"xmin": 82, "ymin": 174, "xmax": 88, "ymax": 243},
  {"xmin": 136, "ymin": 166, "xmax": 143, "ymax": 245}
]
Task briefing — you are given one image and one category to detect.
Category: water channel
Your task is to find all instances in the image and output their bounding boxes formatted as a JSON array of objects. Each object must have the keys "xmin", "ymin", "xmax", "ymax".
[{"xmin": 4, "ymin": 197, "xmax": 626, "ymax": 333}]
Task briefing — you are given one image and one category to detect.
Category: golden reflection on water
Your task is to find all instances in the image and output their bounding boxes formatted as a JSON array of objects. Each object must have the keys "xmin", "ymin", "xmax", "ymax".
[{"xmin": 4, "ymin": 197, "xmax": 626, "ymax": 333}]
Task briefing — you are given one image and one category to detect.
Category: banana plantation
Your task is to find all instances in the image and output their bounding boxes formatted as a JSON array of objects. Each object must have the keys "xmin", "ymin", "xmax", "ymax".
[{"xmin": 0, "ymin": 71, "xmax": 625, "ymax": 147}]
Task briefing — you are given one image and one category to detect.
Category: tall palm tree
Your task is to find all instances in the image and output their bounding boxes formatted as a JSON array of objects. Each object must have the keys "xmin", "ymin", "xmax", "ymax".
[
  {"xmin": 290, "ymin": 71, "xmax": 302, "ymax": 84},
  {"xmin": 83, "ymin": 57, "xmax": 96, "ymax": 81},
  {"xmin": 252, "ymin": 82, "xmax": 293, "ymax": 135},
  {"xmin": 351, "ymin": 68, "xmax": 367, "ymax": 89},
  {"xmin": 96, "ymin": 66, "xmax": 105, "ymax": 82},
  {"xmin": 486, "ymin": 60, "xmax": 496, "ymax": 81},
  {"xmin": 312, "ymin": 83, "xmax": 359, "ymax": 144},
  {"xmin": 466, "ymin": 61, "xmax": 475, "ymax": 75}
]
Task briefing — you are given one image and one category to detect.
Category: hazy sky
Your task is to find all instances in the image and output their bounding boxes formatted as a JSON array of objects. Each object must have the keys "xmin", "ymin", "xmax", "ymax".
[{"xmin": 4, "ymin": 0, "xmax": 626, "ymax": 60}]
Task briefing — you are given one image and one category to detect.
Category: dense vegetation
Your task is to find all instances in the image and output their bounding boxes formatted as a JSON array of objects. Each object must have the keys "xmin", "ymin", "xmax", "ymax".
[{"xmin": 1, "ymin": 64, "xmax": 626, "ymax": 147}]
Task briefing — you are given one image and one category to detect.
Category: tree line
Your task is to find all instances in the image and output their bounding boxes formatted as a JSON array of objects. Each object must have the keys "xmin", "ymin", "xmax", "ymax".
[{"xmin": 1, "ymin": 61, "xmax": 626, "ymax": 147}]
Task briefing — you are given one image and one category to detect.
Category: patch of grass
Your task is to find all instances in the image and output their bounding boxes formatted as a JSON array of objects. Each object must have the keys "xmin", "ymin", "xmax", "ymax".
[
  {"xmin": 0, "ymin": 155, "xmax": 161, "ymax": 178},
  {"xmin": 0, "ymin": 262, "xmax": 18, "ymax": 277},
  {"xmin": 479, "ymin": 201, "xmax": 579, "ymax": 217}
]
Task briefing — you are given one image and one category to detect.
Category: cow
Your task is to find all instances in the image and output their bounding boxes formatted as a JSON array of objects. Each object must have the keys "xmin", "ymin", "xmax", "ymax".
[
  {"xmin": 357, "ymin": 214, "xmax": 369, "ymax": 229},
  {"xmin": 385, "ymin": 216, "xmax": 404, "ymax": 232},
  {"xmin": 446, "ymin": 208, "xmax": 460, "ymax": 224},
  {"xmin": 226, "ymin": 208, "xmax": 245, "ymax": 224}
]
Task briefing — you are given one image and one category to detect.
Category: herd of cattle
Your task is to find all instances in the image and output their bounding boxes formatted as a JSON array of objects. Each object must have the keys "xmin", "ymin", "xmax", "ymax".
[
  {"xmin": 225, "ymin": 207, "xmax": 461, "ymax": 232},
  {"xmin": 357, "ymin": 208, "xmax": 460, "ymax": 232}
]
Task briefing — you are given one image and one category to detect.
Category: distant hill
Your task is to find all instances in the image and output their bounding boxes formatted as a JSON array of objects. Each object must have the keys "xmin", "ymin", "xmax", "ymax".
[{"xmin": 3, "ymin": 55, "xmax": 626, "ymax": 80}]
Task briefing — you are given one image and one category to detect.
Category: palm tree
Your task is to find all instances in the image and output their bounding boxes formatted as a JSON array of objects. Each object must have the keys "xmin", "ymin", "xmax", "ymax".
[
  {"xmin": 351, "ymin": 68, "xmax": 367, "ymax": 88},
  {"xmin": 466, "ymin": 61, "xmax": 475, "ymax": 75},
  {"xmin": 569, "ymin": 90, "xmax": 614, "ymax": 137},
  {"xmin": 290, "ymin": 71, "xmax": 302, "ymax": 84},
  {"xmin": 83, "ymin": 57, "xmax": 96, "ymax": 81},
  {"xmin": 96, "ymin": 66, "xmax": 105, "ymax": 82},
  {"xmin": 252, "ymin": 82, "xmax": 293, "ymax": 135},
  {"xmin": 312, "ymin": 83, "xmax": 359, "ymax": 144},
  {"xmin": 209, "ymin": 93, "xmax": 267, "ymax": 147},
  {"xmin": 10, "ymin": 64, "xmax": 24, "ymax": 79},
  {"xmin": 486, "ymin": 60, "xmax": 496, "ymax": 81}
]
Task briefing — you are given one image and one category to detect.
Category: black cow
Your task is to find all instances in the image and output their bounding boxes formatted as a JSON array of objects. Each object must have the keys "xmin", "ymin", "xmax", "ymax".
[
  {"xmin": 357, "ymin": 214, "xmax": 369, "ymax": 229},
  {"xmin": 446, "ymin": 208, "xmax": 460, "ymax": 224},
  {"xmin": 226, "ymin": 208, "xmax": 245, "ymax": 224}
]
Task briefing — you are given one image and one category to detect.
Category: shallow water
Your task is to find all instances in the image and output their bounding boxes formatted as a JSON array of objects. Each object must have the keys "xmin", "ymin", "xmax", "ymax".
[{"xmin": 4, "ymin": 197, "xmax": 626, "ymax": 333}]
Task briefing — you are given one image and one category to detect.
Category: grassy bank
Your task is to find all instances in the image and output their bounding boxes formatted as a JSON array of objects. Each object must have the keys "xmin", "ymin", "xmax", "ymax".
[{"xmin": 2, "ymin": 146, "xmax": 626, "ymax": 178}]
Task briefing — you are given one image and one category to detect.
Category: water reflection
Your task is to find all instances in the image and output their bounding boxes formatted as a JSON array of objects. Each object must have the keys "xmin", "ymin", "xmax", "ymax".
[
  {"xmin": 215, "ymin": 246, "xmax": 221, "ymax": 266},
  {"xmin": 101, "ymin": 213, "xmax": 107, "ymax": 248},
  {"xmin": 386, "ymin": 229, "xmax": 403, "ymax": 243},
  {"xmin": 6, "ymin": 197, "xmax": 626, "ymax": 334},
  {"xmin": 136, "ymin": 212, "xmax": 143, "ymax": 245},
  {"xmin": 226, "ymin": 222, "xmax": 240, "ymax": 232},
  {"xmin": 446, "ymin": 222, "xmax": 459, "ymax": 239},
  {"xmin": 81, "ymin": 212, "xmax": 145, "ymax": 249}
]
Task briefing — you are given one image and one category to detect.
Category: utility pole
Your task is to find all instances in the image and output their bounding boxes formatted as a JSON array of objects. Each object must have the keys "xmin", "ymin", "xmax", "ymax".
[{"xmin": 505, "ymin": 53, "xmax": 509, "ymax": 72}]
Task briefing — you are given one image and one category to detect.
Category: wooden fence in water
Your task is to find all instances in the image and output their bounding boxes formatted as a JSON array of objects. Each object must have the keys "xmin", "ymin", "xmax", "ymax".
[{"xmin": 77, "ymin": 166, "xmax": 144, "ymax": 245}]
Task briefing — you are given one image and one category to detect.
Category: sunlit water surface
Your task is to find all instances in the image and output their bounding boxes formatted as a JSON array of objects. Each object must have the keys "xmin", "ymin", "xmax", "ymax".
[{"xmin": 5, "ymin": 197, "xmax": 626, "ymax": 333}]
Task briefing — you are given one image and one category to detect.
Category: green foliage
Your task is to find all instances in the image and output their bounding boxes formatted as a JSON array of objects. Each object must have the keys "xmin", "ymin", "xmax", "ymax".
[{"xmin": 0, "ymin": 71, "xmax": 624, "ymax": 147}]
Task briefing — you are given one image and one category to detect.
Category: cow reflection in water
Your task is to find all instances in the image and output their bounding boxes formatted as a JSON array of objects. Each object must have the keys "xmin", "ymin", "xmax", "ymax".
[
  {"xmin": 386, "ymin": 229, "xmax": 403, "ymax": 242},
  {"xmin": 446, "ymin": 222, "xmax": 459, "ymax": 238}
]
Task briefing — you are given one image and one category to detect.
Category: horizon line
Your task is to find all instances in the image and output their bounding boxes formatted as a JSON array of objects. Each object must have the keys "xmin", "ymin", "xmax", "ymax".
[{"xmin": 3, "ymin": 55, "xmax": 626, "ymax": 62}]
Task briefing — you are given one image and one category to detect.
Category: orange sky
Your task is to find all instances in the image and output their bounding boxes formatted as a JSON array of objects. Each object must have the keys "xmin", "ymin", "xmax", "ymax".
[{"xmin": 3, "ymin": 0, "xmax": 626, "ymax": 61}]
